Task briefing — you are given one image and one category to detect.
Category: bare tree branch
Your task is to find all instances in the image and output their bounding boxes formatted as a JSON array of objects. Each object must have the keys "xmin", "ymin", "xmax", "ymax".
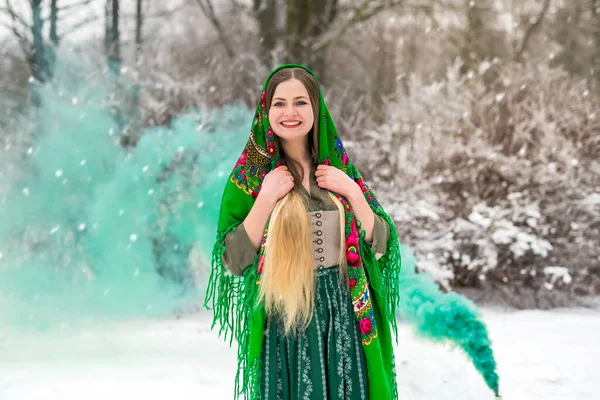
[
  {"xmin": 3, "ymin": 0, "xmax": 32, "ymax": 61},
  {"xmin": 515, "ymin": 0, "xmax": 551, "ymax": 62},
  {"xmin": 60, "ymin": 0, "xmax": 95, "ymax": 12},
  {"xmin": 194, "ymin": 0, "xmax": 235, "ymax": 59},
  {"xmin": 230, "ymin": 0, "xmax": 250, "ymax": 11},
  {"xmin": 0, "ymin": 6, "xmax": 31, "ymax": 29},
  {"xmin": 312, "ymin": 0, "xmax": 403, "ymax": 52},
  {"xmin": 0, "ymin": 49, "xmax": 28, "ymax": 64},
  {"xmin": 63, "ymin": 13, "xmax": 100, "ymax": 36},
  {"xmin": 120, "ymin": 3, "xmax": 187, "ymax": 19}
]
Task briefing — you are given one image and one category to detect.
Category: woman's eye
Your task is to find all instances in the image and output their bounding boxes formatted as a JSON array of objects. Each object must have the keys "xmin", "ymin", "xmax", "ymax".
[
  {"xmin": 274, "ymin": 102, "xmax": 284, "ymax": 107},
  {"xmin": 296, "ymin": 101, "xmax": 307, "ymax": 106}
]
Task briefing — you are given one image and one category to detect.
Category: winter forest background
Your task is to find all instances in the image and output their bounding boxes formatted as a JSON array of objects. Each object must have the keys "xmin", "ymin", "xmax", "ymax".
[
  {"xmin": 0, "ymin": 1, "xmax": 599, "ymax": 399},
  {"xmin": 1, "ymin": 0, "xmax": 598, "ymax": 313}
]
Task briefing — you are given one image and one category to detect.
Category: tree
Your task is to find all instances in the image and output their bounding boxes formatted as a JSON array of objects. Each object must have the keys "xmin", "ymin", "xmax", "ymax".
[
  {"xmin": 105, "ymin": 0, "xmax": 121, "ymax": 75},
  {"xmin": 135, "ymin": 0, "xmax": 143, "ymax": 62},
  {"xmin": 1, "ymin": 0, "xmax": 101, "ymax": 82}
]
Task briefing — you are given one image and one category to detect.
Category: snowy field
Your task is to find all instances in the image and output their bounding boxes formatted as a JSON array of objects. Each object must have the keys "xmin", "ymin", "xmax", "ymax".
[{"xmin": 1, "ymin": 306, "xmax": 598, "ymax": 400}]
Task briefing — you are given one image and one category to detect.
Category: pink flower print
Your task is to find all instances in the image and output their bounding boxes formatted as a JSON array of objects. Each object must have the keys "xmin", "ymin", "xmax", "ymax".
[
  {"xmin": 346, "ymin": 249, "xmax": 360, "ymax": 265},
  {"xmin": 267, "ymin": 141, "xmax": 277, "ymax": 157},
  {"xmin": 346, "ymin": 231, "xmax": 358, "ymax": 248},
  {"xmin": 349, "ymin": 278, "xmax": 357, "ymax": 288},
  {"xmin": 359, "ymin": 318, "xmax": 373, "ymax": 335}
]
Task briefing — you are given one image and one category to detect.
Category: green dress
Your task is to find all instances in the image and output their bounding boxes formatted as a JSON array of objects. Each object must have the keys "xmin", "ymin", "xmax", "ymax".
[
  {"xmin": 222, "ymin": 164, "xmax": 390, "ymax": 400},
  {"xmin": 261, "ymin": 266, "xmax": 368, "ymax": 400}
]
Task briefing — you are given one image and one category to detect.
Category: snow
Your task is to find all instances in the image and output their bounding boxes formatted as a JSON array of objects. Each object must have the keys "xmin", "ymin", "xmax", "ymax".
[{"xmin": 1, "ymin": 307, "xmax": 598, "ymax": 400}]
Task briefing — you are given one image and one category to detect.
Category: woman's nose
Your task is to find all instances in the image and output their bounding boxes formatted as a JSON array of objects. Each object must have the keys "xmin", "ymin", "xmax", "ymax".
[{"xmin": 283, "ymin": 104, "xmax": 297, "ymax": 115}]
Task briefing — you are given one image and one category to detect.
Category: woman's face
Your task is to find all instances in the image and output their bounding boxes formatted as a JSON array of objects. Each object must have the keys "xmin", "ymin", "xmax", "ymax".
[{"xmin": 268, "ymin": 78, "xmax": 314, "ymax": 142}]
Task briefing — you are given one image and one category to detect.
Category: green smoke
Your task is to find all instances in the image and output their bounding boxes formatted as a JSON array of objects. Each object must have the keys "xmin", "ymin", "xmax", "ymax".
[
  {"xmin": 398, "ymin": 245, "xmax": 501, "ymax": 396},
  {"xmin": 0, "ymin": 55, "xmax": 252, "ymax": 329}
]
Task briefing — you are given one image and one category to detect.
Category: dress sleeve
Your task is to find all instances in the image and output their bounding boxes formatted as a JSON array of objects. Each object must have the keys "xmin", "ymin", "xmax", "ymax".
[
  {"xmin": 369, "ymin": 214, "xmax": 390, "ymax": 260},
  {"xmin": 221, "ymin": 223, "xmax": 259, "ymax": 276}
]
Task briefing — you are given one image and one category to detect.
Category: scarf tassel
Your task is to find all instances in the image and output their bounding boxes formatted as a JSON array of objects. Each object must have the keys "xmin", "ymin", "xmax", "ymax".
[{"xmin": 203, "ymin": 226, "xmax": 262, "ymax": 400}]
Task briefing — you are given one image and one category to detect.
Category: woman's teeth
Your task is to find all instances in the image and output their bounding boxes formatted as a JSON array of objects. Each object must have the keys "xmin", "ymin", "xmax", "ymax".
[{"xmin": 281, "ymin": 122, "xmax": 301, "ymax": 126}]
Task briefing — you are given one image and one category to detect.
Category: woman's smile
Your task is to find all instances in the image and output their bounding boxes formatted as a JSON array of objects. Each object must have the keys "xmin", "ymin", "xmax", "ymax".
[{"xmin": 280, "ymin": 120, "xmax": 302, "ymax": 128}]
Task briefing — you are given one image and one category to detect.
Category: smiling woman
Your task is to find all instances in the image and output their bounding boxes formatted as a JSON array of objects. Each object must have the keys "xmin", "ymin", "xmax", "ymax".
[{"xmin": 205, "ymin": 64, "xmax": 403, "ymax": 400}]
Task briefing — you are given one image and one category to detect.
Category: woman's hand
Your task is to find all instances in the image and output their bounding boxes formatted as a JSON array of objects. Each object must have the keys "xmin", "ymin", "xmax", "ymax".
[
  {"xmin": 259, "ymin": 165, "xmax": 294, "ymax": 204},
  {"xmin": 315, "ymin": 165, "xmax": 360, "ymax": 198}
]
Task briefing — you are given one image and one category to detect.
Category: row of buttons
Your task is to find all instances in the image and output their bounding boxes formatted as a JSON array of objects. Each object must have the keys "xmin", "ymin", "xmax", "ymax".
[{"xmin": 314, "ymin": 212, "xmax": 325, "ymax": 268}]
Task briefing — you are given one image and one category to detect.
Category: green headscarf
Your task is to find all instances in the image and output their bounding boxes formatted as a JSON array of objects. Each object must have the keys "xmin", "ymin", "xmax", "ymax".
[{"xmin": 204, "ymin": 64, "xmax": 402, "ymax": 399}]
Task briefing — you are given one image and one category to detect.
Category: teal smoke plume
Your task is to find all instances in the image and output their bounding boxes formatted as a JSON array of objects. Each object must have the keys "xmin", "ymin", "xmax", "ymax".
[
  {"xmin": 398, "ymin": 245, "xmax": 501, "ymax": 396},
  {"xmin": 0, "ymin": 55, "xmax": 252, "ymax": 328}
]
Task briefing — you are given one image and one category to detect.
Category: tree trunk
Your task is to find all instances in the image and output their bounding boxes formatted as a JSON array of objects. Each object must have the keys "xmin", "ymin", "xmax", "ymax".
[
  {"xmin": 50, "ymin": 0, "xmax": 59, "ymax": 45},
  {"xmin": 31, "ymin": 0, "xmax": 46, "ymax": 82},
  {"xmin": 135, "ymin": 0, "xmax": 143, "ymax": 62},
  {"xmin": 105, "ymin": 0, "xmax": 120, "ymax": 76},
  {"xmin": 591, "ymin": 0, "xmax": 600, "ymax": 90},
  {"xmin": 460, "ymin": 0, "xmax": 485, "ymax": 75},
  {"xmin": 254, "ymin": 0, "xmax": 278, "ymax": 68},
  {"xmin": 283, "ymin": 0, "xmax": 338, "ymax": 84},
  {"xmin": 47, "ymin": 0, "xmax": 59, "ymax": 79}
]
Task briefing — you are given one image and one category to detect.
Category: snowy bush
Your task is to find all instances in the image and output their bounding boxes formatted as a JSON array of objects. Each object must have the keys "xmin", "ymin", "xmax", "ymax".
[{"xmin": 352, "ymin": 60, "xmax": 600, "ymax": 308}]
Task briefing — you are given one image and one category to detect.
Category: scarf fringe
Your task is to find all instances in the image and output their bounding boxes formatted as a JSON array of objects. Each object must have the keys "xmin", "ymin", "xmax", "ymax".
[
  {"xmin": 203, "ymin": 225, "xmax": 262, "ymax": 400},
  {"xmin": 358, "ymin": 210, "xmax": 402, "ymax": 343}
]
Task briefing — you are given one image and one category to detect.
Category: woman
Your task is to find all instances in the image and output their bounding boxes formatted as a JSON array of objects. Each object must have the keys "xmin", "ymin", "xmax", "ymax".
[{"xmin": 205, "ymin": 64, "xmax": 402, "ymax": 400}]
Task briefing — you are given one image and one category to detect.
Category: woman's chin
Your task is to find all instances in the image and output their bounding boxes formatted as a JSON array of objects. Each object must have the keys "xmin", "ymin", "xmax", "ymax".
[{"xmin": 274, "ymin": 130, "xmax": 311, "ymax": 141}]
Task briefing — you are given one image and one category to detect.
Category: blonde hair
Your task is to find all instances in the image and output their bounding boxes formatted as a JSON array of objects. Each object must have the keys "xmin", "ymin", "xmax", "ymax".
[{"xmin": 258, "ymin": 190, "xmax": 347, "ymax": 334}]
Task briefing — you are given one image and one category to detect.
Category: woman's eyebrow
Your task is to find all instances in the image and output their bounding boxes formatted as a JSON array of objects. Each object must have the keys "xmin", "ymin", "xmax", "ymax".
[{"xmin": 273, "ymin": 96, "xmax": 309, "ymax": 101}]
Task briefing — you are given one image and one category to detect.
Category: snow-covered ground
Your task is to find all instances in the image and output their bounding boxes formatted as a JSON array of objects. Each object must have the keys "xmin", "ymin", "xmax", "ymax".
[{"xmin": 0, "ymin": 307, "xmax": 598, "ymax": 400}]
